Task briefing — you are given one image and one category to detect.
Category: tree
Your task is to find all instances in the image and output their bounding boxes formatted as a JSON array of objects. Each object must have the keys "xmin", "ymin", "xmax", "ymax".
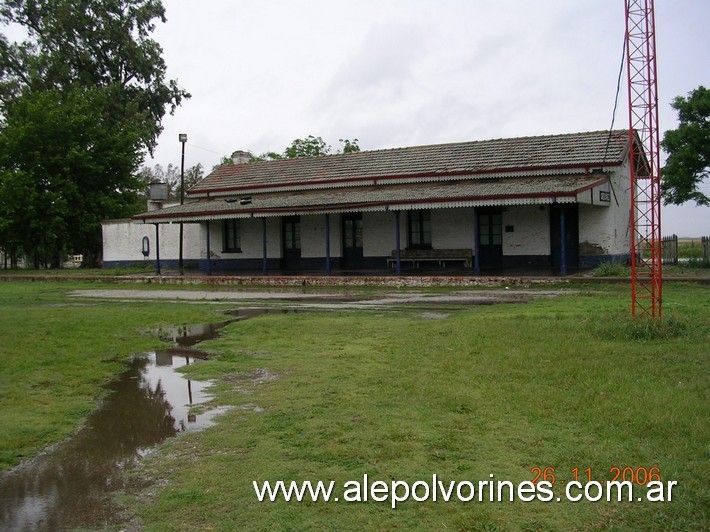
[
  {"xmin": 284, "ymin": 135, "xmax": 331, "ymax": 158},
  {"xmin": 213, "ymin": 137, "xmax": 361, "ymax": 170},
  {"xmin": 339, "ymin": 138, "xmax": 360, "ymax": 154},
  {"xmin": 249, "ymin": 151, "xmax": 283, "ymax": 163},
  {"xmin": 245, "ymin": 137, "xmax": 360, "ymax": 163},
  {"xmin": 661, "ymin": 86, "xmax": 710, "ymax": 206},
  {"xmin": 137, "ymin": 162, "xmax": 204, "ymax": 200},
  {"xmin": 0, "ymin": 0, "xmax": 188, "ymax": 151},
  {"xmin": 0, "ymin": 0, "xmax": 189, "ymax": 266},
  {"xmin": 0, "ymin": 87, "xmax": 145, "ymax": 267},
  {"xmin": 173, "ymin": 163, "xmax": 204, "ymax": 199}
]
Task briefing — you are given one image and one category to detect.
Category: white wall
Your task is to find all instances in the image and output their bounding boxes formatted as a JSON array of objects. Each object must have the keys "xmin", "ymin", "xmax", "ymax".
[
  {"xmin": 501, "ymin": 205, "xmax": 550, "ymax": 256},
  {"xmin": 209, "ymin": 218, "xmax": 282, "ymax": 260},
  {"xmin": 300, "ymin": 214, "xmax": 343, "ymax": 258},
  {"xmin": 104, "ymin": 179, "xmax": 632, "ymax": 267},
  {"xmin": 578, "ymin": 164, "xmax": 632, "ymax": 256},
  {"xmin": 431, "ymin": 208, "xmax": 474, "ymax": 249},
  {"xmin": 102, "ymin": 220, "xmax": 202, "ymax": 263},
  {"xmin": 363, "ymin": 211, "xmax": 397, "ymax": 256}
]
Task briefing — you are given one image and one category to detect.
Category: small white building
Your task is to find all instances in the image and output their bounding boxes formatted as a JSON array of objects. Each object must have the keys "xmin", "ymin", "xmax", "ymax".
[{"xmin": 104, "ymin": 130, "xmax": 636, "ymax": 274}]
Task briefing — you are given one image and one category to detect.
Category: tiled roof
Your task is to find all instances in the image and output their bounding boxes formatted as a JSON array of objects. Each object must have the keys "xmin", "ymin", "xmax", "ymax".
[
  {"xmin": 189, "ymin": 130, "xmax": 629, "ymax": 196},
  {"xmin": 135, "ymin": 174, "xmax": 608, "ymax": 223}
]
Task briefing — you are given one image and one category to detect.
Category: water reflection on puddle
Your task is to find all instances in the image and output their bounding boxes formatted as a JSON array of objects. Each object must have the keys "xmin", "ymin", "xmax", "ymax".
[{"xmin": 0, "ymin": 327, "xmax": 227, "ymax": 531}]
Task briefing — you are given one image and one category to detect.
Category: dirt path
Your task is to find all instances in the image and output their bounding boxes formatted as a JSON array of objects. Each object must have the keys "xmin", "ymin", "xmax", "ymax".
[{"xmin": 70, "ymin": 288, "xmax": 578, "ymax": 310}]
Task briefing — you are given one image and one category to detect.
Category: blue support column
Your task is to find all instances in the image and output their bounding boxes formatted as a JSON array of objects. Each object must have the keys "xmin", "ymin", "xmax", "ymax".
[
  {"xmin": 325, "ymin": 213, "xmax": 331, "ymax": 275},
  {"xmin": 473, "ymin": 207, "xmax": 480, "ymax": 275},
  {"xmin": 262, "ymin": 218, "xmax": 268, "ymax": 275},
  {"xmin": 205, "ymin": 221, "xmax": 212, "ymax": 276},
  {"xmin": 560, "ymin": 206, "xmax": 567, "ymax": 276},
  {"xmin": 154, "ymin": 224, "xmax": 161, "ymax": 275},
  {"xmin": 395, "ymin": 211, "xmax": 401, "ymax": 275}
]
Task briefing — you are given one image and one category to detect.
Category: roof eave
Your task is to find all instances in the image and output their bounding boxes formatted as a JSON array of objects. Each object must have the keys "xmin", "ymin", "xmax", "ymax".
[{"xmin": 133, "ymin": 185, "xmax": 607, "ymax": 225}]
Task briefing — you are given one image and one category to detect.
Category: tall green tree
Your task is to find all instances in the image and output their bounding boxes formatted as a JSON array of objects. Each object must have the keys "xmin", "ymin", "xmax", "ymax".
[
  {"xmin": 248, "ymin": 151, "xmax": 283, "ymax": 163},
  {"xmin": 284, "ymin": 135, "xmax": 331, "ymax": 158},
  {"xmin": 0, "ymin": 87, "xmax": 145, "ymax": 267},
  {"xmin": 339, "ymin": 138, "xmax": 360, "ymax": 154},
  {"xmin": 0, "ymin": 0, "xmax": 189, "ymax": 266},
  {"xmin": 247, "ymin": 136, "xmax": 360, "ymax": 163},
  {"xmin": 138, "ymin": 162, "xmax": 204, "ymax": 199},
  {"xmin": 661, "ymin": 86, "xmax": 710, "ymax": 206}
]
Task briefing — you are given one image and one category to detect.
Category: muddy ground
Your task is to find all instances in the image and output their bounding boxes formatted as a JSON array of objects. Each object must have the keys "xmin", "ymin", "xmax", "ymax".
[{"xmin": 70, "ymin": 287, "xmax": 582, "ymax": 311}]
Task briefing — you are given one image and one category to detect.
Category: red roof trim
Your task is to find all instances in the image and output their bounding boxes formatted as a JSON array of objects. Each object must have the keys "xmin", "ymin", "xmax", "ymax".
[
  {"xmin": 574, "ymin": 177, "xmax": 608, "ymax": 195},
  {"xmin": 134, "ymin": 190, "xmax": 587, "ymax": 222}
]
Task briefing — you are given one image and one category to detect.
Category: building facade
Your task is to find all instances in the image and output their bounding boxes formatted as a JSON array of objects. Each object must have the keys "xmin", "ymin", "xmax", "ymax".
[{"xmin": 103, "ymin": 130, "xmax": 635, "ymax": 274}]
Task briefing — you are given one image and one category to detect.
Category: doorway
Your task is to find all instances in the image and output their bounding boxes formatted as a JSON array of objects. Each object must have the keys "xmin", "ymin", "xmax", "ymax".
[
  {"xmin": 550, "ymin": 204, "xmax": 579, "ymax": 271},
  {"xmin": 477, "ymin": 209, "xmax": 503, "ymax": 269},
  {"xmin": 281, "ymin": 216, "xmax": 301, "ymax": 270},
  {"xmin": 341, "ymin": 213, "xmax": 363, "ymax": 269}
]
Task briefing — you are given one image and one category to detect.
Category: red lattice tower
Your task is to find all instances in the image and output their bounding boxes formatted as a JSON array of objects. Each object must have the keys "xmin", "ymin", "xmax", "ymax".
[{"xmin": 625, "ymin": 0, "xmax": 662, "ymax": 318}]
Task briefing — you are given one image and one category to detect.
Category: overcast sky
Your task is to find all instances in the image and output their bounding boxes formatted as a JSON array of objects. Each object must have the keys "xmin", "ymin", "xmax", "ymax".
[{"xmin": 146, "ymin": 1, "xmax": 707, "ymax": 236}]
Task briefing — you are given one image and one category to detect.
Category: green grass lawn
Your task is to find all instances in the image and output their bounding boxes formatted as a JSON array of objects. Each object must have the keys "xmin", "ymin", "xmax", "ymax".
[
  {"xmin": 1, "ymin": 281, "xmax": 708, "ymax": 530},
  {"xmin": 126, "ymin": 284, "xmax": 708, "ymax": 530},
  {"xmin": 0, "ymin": 281, "xmax": 222, "ymax": 469}
]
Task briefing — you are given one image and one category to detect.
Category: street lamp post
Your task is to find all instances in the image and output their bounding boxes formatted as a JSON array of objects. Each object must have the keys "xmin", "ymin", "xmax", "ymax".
[{"xmin": 179, "ymin": 133, "xmax": 187, "ymax": 275}]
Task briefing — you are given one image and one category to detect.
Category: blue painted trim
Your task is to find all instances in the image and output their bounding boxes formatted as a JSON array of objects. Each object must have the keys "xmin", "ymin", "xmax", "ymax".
[
  {"xmin": 473, "ymin": 207, "xmax": 480, "ymax": 275},
  {"xmin": 261, "ymin": 218, "xmax": 268, "ymax": 275},
  {"xmin": 206, "ymin": 221, "xmax": 212, "ymax": 276},
  {"xmin": 394, "ymin": 211, "xmax": 401, "ymax": 275},
  {"xmin": 325, "ymin": 213, "xmax": 331, "ymax": 275},
  {"xmin": 560, "ymin": 207, "xmax": 567, "ymax": 275}
]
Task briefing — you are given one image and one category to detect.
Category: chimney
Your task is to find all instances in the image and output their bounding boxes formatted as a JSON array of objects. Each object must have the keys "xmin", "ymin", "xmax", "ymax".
[
  {"xmin": 231, "ymin": 150, "xmax": 251, "ymax": 165},
  {"xmin": 147, "ymin": 181, "xmax": 169, "ymax": 211}
]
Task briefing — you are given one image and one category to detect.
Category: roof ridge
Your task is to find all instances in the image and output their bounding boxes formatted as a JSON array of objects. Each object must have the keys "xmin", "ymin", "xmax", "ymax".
[
  {"xmin": 361, "ymin": 128, "xmax": 628, "ymax": 152},
  {"xmin": 242, "ymin": 129, "xmax": 629, "ymax": 164},
  {"xmin": 191, "ymin": 129, "xmax": 630, "ymax": 196}
]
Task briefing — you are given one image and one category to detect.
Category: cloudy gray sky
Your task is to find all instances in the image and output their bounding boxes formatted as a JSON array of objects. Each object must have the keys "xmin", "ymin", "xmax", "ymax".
[{"xmin": 148, "ymin": 0, "xmax": 709, "ymax": 236}]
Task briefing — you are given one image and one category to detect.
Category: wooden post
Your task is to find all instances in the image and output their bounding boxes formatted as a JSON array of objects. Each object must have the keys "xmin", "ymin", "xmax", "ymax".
[
  {"xmin": 325, "ymin": 213, "xmax": 331, "ymax": 275},
  {"xmin": 262, "ymin": 218, "xmax": 268, "ymax": 275},
  {"xmin": 560, "ymin": 207, "xmax": 567, "ymax": 275},
  {"xmin": 155, "ymin": 224, "xmax": 161, "ymax": 275},
  {"xmin": 473, "ymin": 207, "xmax": 480, "ymax": 275},
  {"xmin": 395, "ymin": 211, "xmax": 401, "ymax": 275},
  {"xmin": 205, "ymin": 221, "xmax": 212, "ymax": 276}
]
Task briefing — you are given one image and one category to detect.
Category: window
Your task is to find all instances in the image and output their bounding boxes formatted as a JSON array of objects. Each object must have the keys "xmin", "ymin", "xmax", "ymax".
[
  {"xmin": 407, "ymin": 210, "xmax": 432, "ymax": 249},
  {"xmin": 222, "ymin": 219, "xmax": 241, "ymax": 252}
]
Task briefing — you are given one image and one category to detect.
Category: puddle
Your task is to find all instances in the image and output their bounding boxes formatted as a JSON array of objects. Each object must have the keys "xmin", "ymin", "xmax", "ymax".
[
  {"xmin": 0, "ymin": 321, "xmax": 235, "ymax": 531},
  {"xmin": 224, "ymin": 307, "xmax": 301, "ymax": 318}
]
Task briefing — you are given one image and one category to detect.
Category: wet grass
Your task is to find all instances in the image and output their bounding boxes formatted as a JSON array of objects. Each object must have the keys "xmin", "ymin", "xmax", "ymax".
[
  {"xmin": 0, "ymin": 281, "xmax": 224, "ymax": 470},
  {"xmin": 1, "ymin": 281, "xmax": 707, "ymax": 529},
  {"xmin": 119, "ymin": 283, "xmax": 709, "ymax": 530}
]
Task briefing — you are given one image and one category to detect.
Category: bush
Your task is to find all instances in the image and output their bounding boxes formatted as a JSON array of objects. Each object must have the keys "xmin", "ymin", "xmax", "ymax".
[
  {"xmin": 677, "ymin": 240, "xmax": 704, "ymax": 259},
  {"xmin": 592, "ymin": 261, "xmax": 628, "ymax": 277},
  {"xmin": 684, "ymin": 258, "xmax": 710, "ymax": 269}
]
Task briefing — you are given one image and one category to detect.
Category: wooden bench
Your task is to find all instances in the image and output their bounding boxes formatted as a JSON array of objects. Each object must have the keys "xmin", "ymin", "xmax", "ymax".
[{"xmin": 387, "ymin": 249, "xmax": 472, "ymax": 270}]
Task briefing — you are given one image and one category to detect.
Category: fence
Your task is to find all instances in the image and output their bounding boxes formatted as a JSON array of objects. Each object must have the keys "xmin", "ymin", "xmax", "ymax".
[
  {"xmin": 662, "ymin": 235, "xmax": 710, "ymax": 265},
  {"xmin": 661, "ymin": 234, "xmax": 678, "ymax": 265}
]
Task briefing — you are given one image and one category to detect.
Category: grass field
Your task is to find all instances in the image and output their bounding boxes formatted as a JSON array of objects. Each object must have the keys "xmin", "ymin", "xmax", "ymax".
[
  {"xmin": 0, "ymin": 281, "xmax": 222, "ymax": 469},
  {"xmin": 678, "ymin": 238, "xmax": 708, "ymax": 260},
  {"xmin": 1, "ymin": 281, "xmax": 708, "ymax": 530}
]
